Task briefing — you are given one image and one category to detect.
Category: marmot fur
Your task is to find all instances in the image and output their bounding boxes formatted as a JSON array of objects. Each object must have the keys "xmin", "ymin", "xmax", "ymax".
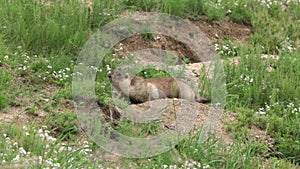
[{"xmin": 108, "ymin": 71, "xmax": 211, "ymax": 104}]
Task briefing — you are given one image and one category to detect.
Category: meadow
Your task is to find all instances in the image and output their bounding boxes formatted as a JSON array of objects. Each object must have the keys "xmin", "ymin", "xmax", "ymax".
[{"xmin": 0, "ymin": 0, "xmax": 299, "ymax": 168}]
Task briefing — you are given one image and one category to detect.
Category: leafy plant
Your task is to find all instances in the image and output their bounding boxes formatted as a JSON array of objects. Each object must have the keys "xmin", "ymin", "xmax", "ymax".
[{"xmin": 137, "ymin": 68, "xmax": 170, "ymax": 79}]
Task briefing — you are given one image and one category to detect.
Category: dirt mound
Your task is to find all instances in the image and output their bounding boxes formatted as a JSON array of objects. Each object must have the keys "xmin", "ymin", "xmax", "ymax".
[
  {"xmin": 116, "ymin": 35, "xmax": 200, "ymax": 62},
  {"xmin": 96, "ymin": 99, "xmax": 272, "ymax": 147},
  {"xmin": 114, "ymin": 18, "xmax": 253, "ymax": 61}
]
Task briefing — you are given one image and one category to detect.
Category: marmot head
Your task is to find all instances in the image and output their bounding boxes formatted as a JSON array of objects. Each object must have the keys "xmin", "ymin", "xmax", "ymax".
[
  {"xmin": 108, "ymin": 71, "xmax": 134, "ymax": 97},
  {"xmin": 108, "ymin": 71, "xmax": 130, "ymax": 82}
]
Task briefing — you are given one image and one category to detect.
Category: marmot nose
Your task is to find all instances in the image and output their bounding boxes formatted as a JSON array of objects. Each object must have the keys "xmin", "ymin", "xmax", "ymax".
[{"xmin": 108, "ymin": 73, "xmax": 112, "ymax": 80}]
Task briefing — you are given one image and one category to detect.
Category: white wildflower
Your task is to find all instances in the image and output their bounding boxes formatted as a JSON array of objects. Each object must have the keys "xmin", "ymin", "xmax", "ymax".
[
  {"xmin": 19, "ymin": 147, "xmax": 27, "ymax": 155},
  {"xmin": 203, "ymin": 164, "xmax": 210, "ymax": 169},
  {"xmin": 39, "ymin": 156, "xmax": 43, "ymax": 164},
  {"xmin": 12, "ymin": 155, "xmax": 20, "ymax": 162}
]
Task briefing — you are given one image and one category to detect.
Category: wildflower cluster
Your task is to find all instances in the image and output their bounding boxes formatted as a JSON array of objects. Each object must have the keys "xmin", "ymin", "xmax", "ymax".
[
  {"xmin": 16, "ymin": 52, "xmax": 35, "ymax": 72},
  {"xmin": 77, "ymin": 63, "xmax": 111, "ymax": 74},
  {"xmin": 255, "ymin": 102, "xmax": 300, "ymax": 116},
  {"xmin": 279, "ymin": 37, "xmax": 297, "ymax": 53},
  {"xmin": 0, "ymin": 125, "xmax": 94, "ymax": 168},
  {"xmin": 229, "ymin": 72, "xmax": 256, "ymax": 104},
  {"xmin": 1, "ymin": 133, "xmax": 31, "ymax": 165},
  {"xmin": 214, "ymin": 43, "xmax": 237, "ymax": 56},
  {"xmin": 286, "ymin": 102, "xmax": 300, "ymax": 115},
  {"xmin": 98, "ymin": 8, "xmax": 118, "ymax": 18},
  {"xmin": 38, "ymin": 125, "xmax": 57, "ymax": 142},
  {"xmin": 232, "ymin": 73, "xmax": 254, "ymax": 91},
  {"xmin": 255, "ymin": 103, "xmax": 271, "ymax": 115},
  {"xmin": 79, "ymin": 140, "xmax": 93, "ymax": 155},
  {"xmin": 260, "ymin": 54, "xmax": 280, "ymax": 73},
  {"xmin": 87, "ymin": 65, "xmax": 101, "ymax": 73},
  {"xmin": 51, "ymin": 67, "xmax": 72, "ymax": 83},
  {"xmin": 114, "ymin": 43, "xmax": 124, "ymax": 52},
  {"xmin": 0, "ymin": 125, "xmax": 61, "ymax": 167},
  {"xmin": 257, "ymin": 0, "xmax": 300, "ymax": 10},
  {"xmin": 99, "ymin": 12, "xmax": 112, "ymax": 16},
  {"xmin": 1, "ymin": 50, "xmax": 74, "ymax": 84},
  {"xmin": 205, "ymin": 0, "xmax": 224, "ymax": 10},
  {"xmin": 162, "ymin": 160, "xmax": 210, "ymax": 169},
  {"xmin": 225, "ymin": 1, "xmax": 241, "ymax": 14},
  {"xmin": 64, "ymin": 140, "xmax": 94, "ymax": 169}
]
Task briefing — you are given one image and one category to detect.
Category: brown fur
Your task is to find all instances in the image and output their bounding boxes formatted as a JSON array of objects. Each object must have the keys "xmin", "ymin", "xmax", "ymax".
[{"xmin": 108, "ymin": 71, "xmax": 210, "ymax": 104}]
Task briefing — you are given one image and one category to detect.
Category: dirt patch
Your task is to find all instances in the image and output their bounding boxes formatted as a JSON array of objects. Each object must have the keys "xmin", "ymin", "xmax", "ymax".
[
  {"xmin": 192, "ymin": 17, "xmax": 253, "ymax": 43},
  {"xmin": 249, "ymin": 126, "xmax": 275, "ymax": 149},
  {"xmin": 0, "ymin": 83, "xmax": 61, "ymax": 125}
]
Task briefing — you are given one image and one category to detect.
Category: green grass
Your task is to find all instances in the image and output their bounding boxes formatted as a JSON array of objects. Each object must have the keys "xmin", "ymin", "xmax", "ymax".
[
  {"xmin": 223, "ymin": 45, "xmax": 300, "ymax": 163},
  {"xmin": 0, "ymin": 68, "xmax": 12, "ymax": 109},
  {"xmin": 0, "ymin": 87, "xmax": 7, "ymax": 109},
  {"xmin": 0, "ymin": 0, "xmax": 299, "ymax": 168}
]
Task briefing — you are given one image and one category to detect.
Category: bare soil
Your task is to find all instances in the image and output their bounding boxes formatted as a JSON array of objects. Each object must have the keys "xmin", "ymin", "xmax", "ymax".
[{"xmin": 193, "ymin": 17, "xmax": 253, "ymax": 43}]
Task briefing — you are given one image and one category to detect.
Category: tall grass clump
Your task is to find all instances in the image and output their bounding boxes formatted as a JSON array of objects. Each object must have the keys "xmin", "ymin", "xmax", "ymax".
[
  {"xmin": 250, "ymin": 1, "xmax": 299, "ymax": 54},
  {"xmin": 0, "ymin": 0, "xmax": 119, "ymax": 56},
  {"xmin": 0, "ymin": 66, "xmax": 12, "ymax": 109}
]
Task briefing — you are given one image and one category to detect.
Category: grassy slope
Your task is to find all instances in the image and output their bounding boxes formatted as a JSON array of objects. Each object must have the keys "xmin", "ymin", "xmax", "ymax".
[{"xmin": 0, "ymin": 0, "xmax": 299, "ymax": 168}]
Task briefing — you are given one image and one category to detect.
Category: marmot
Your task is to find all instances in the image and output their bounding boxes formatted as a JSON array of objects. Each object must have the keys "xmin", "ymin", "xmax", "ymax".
[{"xmin": 108, "ymin": 71, "xmax": 211, "ymax": 104}]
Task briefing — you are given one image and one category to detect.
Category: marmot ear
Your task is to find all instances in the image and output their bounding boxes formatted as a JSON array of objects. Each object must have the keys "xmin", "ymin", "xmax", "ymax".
[{"xmin": 116, "ymin": 71, "xmax": 121, "ymax": 76}]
